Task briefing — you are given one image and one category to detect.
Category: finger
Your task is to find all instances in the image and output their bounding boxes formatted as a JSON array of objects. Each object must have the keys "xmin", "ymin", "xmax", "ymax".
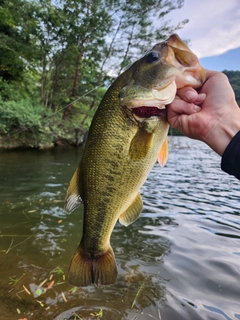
[
  {"xmin": 167, "ymin": 98, "xmax": 201, "ymax": 116},
  {"xmin": 194, "ymin": 93, "xmax": 206, "ymax": 105},
  {"xmin": 167, "ymin": 99, "xmax": 201, "ymax": 129},
  {"xmin": 176, "ymin": 87, "xmax": 198, "ymax": 102}
]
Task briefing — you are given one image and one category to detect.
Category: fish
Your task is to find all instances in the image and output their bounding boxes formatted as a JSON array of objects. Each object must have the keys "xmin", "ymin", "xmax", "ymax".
[{"xmin": 64, "ymin": 34, "xmax": 206, "ymax": 287}]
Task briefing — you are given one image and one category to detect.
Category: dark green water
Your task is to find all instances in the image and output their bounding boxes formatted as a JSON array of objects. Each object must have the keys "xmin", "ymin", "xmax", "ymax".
[{"xmin": 0, "ymin": 137, "xmax": 240, "ymax": 320}]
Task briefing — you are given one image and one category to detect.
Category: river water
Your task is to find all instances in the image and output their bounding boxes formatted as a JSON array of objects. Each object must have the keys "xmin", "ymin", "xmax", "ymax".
[{"xmin": 0, "ymin": 136, "xmax": 240, "ymax": 320}]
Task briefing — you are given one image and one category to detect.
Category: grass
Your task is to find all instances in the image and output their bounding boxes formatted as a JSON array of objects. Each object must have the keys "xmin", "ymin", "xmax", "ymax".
[
  {"xmin": 73, "ymin": 313, "xmax": 83, "ymax": 319},
  {"xmin": 90, "ymin": 309, "xmax": 103, "ymax": 318},
  {"xmin": 50, "ymin": 266, "xmax": 65, "ymax": 275},
  {"xmin": 7, "ymin": 263, "xmax": 68, "ymax": 316},
  {"xmin": 6, "ymin": 263, "xmax": 162, "ymax": 320},
  {"xmin": 8, "ymin": 273, "xmax": 25, "ymax": 286},
  {"xmin": 131, "ymin": 279, "xmax": 146, "ymax": 309},
  {"xmin": 146, "ymin": 309, "xmax": 162, "ymax": 320},
  {"xmin": 5, "ymin": 233, "xmax": 34, "ymax": 254}
]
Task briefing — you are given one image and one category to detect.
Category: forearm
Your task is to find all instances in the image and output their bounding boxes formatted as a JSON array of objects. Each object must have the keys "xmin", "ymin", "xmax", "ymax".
[
  {"xmin": 167, "ymin": 70, "xmax": 240, "ymax": 159},
  {"xmin": 203, "ymin": 104, "xmax": 240, "ymax": 156}
]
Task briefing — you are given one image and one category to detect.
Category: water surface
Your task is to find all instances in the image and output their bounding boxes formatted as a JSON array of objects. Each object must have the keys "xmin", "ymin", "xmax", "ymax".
[{"xmin": 0, "ymin": 137, "xmax": 240, "ymax": 320}]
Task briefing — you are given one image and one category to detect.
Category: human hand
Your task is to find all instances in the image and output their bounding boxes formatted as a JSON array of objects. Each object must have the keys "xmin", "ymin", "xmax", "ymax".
[{"xmin": 167, "ymin": 69, "xmax": 240, "ymax": 155}]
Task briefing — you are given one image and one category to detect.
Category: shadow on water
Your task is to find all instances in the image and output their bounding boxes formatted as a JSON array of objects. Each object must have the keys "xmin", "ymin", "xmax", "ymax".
[{"xmin": 0, "ymin": 137, "xmax": 240, "ymax": 319}]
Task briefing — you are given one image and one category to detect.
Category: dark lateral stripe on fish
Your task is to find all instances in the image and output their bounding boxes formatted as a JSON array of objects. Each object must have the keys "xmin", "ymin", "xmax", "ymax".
[{"xmin": 132, "ymin": 106, "xmax": 166, "ymax": 118}]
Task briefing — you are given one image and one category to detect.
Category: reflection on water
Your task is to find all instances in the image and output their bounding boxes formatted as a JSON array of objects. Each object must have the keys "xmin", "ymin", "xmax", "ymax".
[{"xmin": 0, "ymin": 137, "xmax": 240, "ymax": 319}]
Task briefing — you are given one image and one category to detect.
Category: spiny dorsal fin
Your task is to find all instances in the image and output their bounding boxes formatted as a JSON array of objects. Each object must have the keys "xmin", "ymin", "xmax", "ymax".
[
  {"xmin": 129, "ymin": 128, "xmax": 153, "ymax": 160},
  {"xmin": 158, "ymin": 137, "xmax": 168, "ymax": 167},
  {"xmin": 64, "ymin": 166, "xmax": 83, "ymax": 214},
  {"xmin": 119, "ymin": 192, "xmax": 143, "ymax": 226}
]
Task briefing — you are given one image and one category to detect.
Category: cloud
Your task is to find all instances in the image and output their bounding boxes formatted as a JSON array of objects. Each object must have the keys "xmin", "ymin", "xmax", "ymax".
[{"xmin": 165, "ymin": 0, "xmax": 240, "ymax": 58}]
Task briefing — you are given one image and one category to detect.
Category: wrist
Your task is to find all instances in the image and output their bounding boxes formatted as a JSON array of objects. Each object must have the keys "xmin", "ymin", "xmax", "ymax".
[{"xmin": 204, "ymin": 106, "xmax": 240, "ymax": 156}]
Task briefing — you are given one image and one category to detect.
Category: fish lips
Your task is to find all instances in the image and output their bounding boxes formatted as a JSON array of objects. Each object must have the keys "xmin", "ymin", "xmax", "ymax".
[
  {"xmin": 119, "ymin": 82, "xmax": 175, "ymax": 120},
  {"xmin": 120, "ymin": 94, "xmax": 169, "ymax": 121},
  {"xmin": 130, "ymin": 106, "xmax": 167, "ymax": 119}
]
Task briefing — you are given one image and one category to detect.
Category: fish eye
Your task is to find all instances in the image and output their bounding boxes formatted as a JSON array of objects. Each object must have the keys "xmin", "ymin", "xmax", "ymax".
[{"xmin": 146, "ymin": 51, "xmax": 159, "ymax": 63}]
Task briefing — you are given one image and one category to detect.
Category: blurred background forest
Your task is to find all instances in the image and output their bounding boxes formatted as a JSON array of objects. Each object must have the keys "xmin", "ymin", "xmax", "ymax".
[{"xmin": 0, "ymin": 0, "xmax": 239, "ymax": 149}]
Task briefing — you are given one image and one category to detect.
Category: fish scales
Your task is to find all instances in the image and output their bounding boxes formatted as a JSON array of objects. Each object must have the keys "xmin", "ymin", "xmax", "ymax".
[
  {"xmin": 65, "ymin": 34, "xmax": 206, "ymax": 286},
  {"xmin": 81, "ymin": 92, "xmax": 166, "ymax": 251}
]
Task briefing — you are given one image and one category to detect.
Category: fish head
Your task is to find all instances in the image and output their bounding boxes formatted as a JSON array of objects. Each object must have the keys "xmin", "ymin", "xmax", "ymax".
[
  {"xmin": 119, "ymin": 34, "xmax": 206, "ymax": 122},
  {"xmin": 165, "ymin": 34, "xmax": 206, "ymax": 88}
]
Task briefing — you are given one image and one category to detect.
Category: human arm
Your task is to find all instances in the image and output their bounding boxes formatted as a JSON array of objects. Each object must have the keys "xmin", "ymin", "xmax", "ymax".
[{"xmin": 167, "ymin": 69, "xmax": 240, "ymax": 156}]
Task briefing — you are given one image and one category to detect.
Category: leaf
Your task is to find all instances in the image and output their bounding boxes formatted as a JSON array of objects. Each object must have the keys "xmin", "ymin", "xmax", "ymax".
[{"xmin": 35, "ymin": 288, "xmax": 44, "ymax": 297}]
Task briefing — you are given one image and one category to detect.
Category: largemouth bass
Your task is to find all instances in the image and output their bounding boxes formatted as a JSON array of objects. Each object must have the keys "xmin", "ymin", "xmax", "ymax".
[{"xmin": 65, "ymin": 34, "xmax": 205, "ymax": 286}]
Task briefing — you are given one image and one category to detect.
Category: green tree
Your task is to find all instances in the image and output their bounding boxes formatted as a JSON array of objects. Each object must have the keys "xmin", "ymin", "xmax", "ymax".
[
  {"xmin": 223, "ymin": 70, "xmax": 240, "ymax": 106},
  {"xmin": 70, "ymin": 0, "xmax": 187, "ymax": 114},
  {"xmin": 0, "ymin": 0, "xmax": 188, "ymax": 149},
  {"xmin": 0, "ymin": 0, "xmax": 36, "ymax": 81},
  {"xmin": 104, "ymin": 0, "xmax": 187, "ymax": 74}
]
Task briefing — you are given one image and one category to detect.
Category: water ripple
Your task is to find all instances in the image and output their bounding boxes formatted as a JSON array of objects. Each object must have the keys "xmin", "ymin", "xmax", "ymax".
[{"xmin": 1, "ymin": 137, "xmax": 240, "ymax": 319}]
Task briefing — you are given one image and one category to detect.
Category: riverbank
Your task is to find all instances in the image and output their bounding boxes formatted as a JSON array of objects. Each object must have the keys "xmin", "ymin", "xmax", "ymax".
[
  {"xmin": 0, "ymin": 133, "xmax": 55, "ymax": 151},
  {"xmin": 0, "ymin": 128, "xmax": 181, "ymax": 151}
]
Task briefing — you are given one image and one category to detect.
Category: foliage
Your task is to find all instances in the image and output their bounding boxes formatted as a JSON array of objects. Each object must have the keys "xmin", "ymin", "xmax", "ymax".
[
  {"xmin": 0, "ymin": 98, "xmax": 42, "ymax": 133},
  {"xmin": 222, "ymin": 70, "xmax": 240, "ymax": 106},
  {"xmin": 0, "ymin": 79, "xmax": 42, "ymax": 133},
  {"xmin": 0, "ymin": 0, "xmax": 188, "ymax": 149},
  {"xmin": 0, "ymin": 0, "xmax": 39, "ymax": 81},
  {"xmin": 0, "ymin": 78, "xmax": 107, "ymax": 148}
]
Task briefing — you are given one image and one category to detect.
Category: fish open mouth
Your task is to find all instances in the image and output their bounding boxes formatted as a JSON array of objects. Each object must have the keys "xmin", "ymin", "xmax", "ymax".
[{"xmin": 131, "ymin": 106, "xmax": 166, "ymax": 118}]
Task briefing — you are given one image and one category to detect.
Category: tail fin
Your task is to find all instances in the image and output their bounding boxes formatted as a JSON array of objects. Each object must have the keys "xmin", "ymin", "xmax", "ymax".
[{"xmin": 68, "ymin": 243, "xmax": 118, "ymax": 287}]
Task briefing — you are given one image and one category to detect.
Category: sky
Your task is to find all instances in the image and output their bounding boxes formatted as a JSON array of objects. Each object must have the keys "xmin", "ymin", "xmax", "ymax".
[{"xmin": 165, "ymin": 0, "xmax": 240, "ymax": 71}]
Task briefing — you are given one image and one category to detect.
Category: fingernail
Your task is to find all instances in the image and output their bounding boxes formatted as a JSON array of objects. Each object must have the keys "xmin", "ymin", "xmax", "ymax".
[
  {"xmin": 185, "ymin": 91, "xmax": 197, "ymax": 101},
  {"xmin": 194, "ymin": 105, "xmax": 201, "ymax": 112}
]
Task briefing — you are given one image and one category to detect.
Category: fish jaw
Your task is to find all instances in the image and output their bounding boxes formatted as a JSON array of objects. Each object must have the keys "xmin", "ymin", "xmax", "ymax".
[
  {"xmin": 119, "ymin": 34, "xmax": 205, "ymax": 121},
  {"xmin": 119, "ymin": 81, "xmax": 175, "ymax": 122},
  {"xmin": 119, "ymin": 81, "xmax": 176, "ymax": 108}
]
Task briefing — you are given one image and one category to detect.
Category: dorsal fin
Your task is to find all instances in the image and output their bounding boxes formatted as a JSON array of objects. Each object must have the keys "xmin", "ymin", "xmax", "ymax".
[
  {"xmin": 64, "ymin": 166, "xmax": 83, "ymax": 214},
  {"xmin": 157, "ymin": 137, "xmax": 168, "ymax": 167}
]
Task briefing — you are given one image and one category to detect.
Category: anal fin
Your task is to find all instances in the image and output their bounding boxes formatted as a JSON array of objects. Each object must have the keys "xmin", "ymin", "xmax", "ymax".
[
  {"xmin": 119, "ymin": 192, "xmax": 143, "ymax": 227},
  {"xmin": 64, "ymin": 166, "xmax": 83, "ymax": 214}
]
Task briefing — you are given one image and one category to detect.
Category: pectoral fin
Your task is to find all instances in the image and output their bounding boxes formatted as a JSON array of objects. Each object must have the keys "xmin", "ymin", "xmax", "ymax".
[
  {"xmin": 64, "ymin": 166, "xmax": 83, "ymax": 214},
  {"xmin": 158, "ymin": 137, "xmax": 168, "ymax": 167},
  {"xmin": 119, "ymin": 192, "xmax": 143, "ymax": 226},
  {"xmin": 129, "ymin": 128, "xmax": 153, "ymax": 160}
]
